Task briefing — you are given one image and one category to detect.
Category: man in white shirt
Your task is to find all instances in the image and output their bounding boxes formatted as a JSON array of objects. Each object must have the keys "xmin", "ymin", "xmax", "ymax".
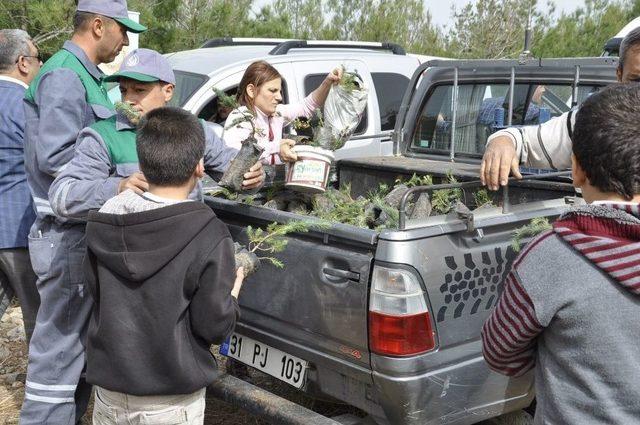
[
  {"xmin": 481, "ymin": 27, "xmax": 640, "ymax": 190},
  {"xmin": 0, "ymin": 29, "xmax": 42, "ymax": 344}
]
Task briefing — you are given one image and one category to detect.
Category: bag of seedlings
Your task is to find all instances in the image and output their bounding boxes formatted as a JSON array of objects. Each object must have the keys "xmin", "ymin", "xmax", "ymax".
[
  {"xmin": 213, "ymin": 89, "xmax": 264, "ymax": 192},
  {"xmin": 315, "ymin": 68, "xmax": 369, "ymax": 151}
]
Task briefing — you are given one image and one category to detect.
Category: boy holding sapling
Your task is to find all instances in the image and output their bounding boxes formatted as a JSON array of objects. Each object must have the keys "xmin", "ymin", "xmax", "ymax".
[
  {"xmin": 85, "ymin": 107, "xmax": 243, "ymax": 423},
  {"xmin": 482, "ymin": 84, "xmax": 640, "ymax": 424},
  {"xmin": 49, "ymin": 48, "xmax": 264, "ymax": 222}
]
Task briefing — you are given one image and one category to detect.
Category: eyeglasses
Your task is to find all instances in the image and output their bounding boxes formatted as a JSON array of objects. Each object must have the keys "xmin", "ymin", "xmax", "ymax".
[{"xmin": 16, "ymin": 53, "xmax": 42, "ymax": 63}]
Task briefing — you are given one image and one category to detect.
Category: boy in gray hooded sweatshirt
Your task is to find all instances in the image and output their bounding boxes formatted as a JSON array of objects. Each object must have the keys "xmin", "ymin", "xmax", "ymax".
[{"xmin": 482, "ymin": 84, "xmax": 640, "ymax": 424}]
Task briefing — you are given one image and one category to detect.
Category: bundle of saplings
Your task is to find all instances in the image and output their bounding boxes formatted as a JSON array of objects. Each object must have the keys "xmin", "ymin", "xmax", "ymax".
[
  {"xmin": 282, "ymin": 67, "xmax": 368, "ymax": 152},
  {"xmin": 115, "ymin": 101, "xmax": 141, "ymax": 125},
  {"xmin": 214, "ymin": 89, "xmax": 264, "ymax": 191},
  {"xmin": 210, "ymin": 172, "xmax": 495, "ymax": 231}
]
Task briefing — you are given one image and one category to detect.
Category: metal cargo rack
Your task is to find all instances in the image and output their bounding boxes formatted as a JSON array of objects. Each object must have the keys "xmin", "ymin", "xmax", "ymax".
[
  {"xmin": 394, "ymin": 56, "xmax": 619, "ymax": 157},
  {"xmin": 200, "ymin": 37, "xmax": 406, "ymax": 55},
  {"xmin": 397, "ymin": 170, "xmax": 574, "ymax": 230}
]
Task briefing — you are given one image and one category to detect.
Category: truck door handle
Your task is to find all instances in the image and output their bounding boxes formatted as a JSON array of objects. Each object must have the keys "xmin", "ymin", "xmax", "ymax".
[{"xmin": 322, "ymin": 267, "xmax": 360, "ymax": 281}]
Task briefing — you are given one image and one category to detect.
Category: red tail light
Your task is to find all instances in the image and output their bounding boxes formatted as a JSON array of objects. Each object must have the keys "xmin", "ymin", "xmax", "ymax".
[
  {"xmin": 369, "ymin": 311, "xmax": 435, "ymax": 356},
  {"xmin": 368, "ymin": 265, "xmax": 437, "ymax": 357}
]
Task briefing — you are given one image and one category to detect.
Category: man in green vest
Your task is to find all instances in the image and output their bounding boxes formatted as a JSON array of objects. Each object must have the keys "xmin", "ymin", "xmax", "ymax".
[
  {"xmin": 49, "ymin": 48, "xmax": 264, "ymax": 221},
  {"xmin": 21, "ymin": 1, "xmax": 146, "ymax": 424}
]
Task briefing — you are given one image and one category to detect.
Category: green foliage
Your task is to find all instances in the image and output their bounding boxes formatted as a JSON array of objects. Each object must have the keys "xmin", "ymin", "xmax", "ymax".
[
  {"xmin": 511, "ymin": 217, "xmax": 552, "ymax": 252},
  {"xmin": 447, "ymin": 0, "xmax": 550, "ymax": 59},
  {"xmin": 368, "ymin": 193, "xmax": 400, "ymax": 230},
  {"xmin": 115, "ymin": 102, "xmax": 141, "ymax": 125},
  {"xmin": 214, "ymin": 88, "xmax": 238, "ymax": 110},
  {"xmin": 11, "ymin": 0, "xmax": 637, "ymax": 67},
  {"xmin": 213, "ymin": 87, "xmax": 260, "ymax": 136},
  {"xmin": 533, "ymin": 0, "xmax": 633, "ymax": 58},
  {"xmin": 209, "ymin": 187, "xmax": 260, "ymax": 205},
  {"xmin": 339, "ymin": 66, "xmax": 361, "ymax": 93},
  {"xmin": 396, "ymin": 173, "xmax": 434, "ymax": 188},
  {"xmin": 246, "ymin": 220, "xmax": 328, "ymax": 267},
  {"xmin": 321, "ymin": 0, "xmax": 447, "ymax": 56},
  {"xmin": 272, "ymin": 0, "xmax": 323, "ymax": 38},
  {"xmin": 312, "ymin": 184, "xmax": 371, "ymax": 228},
  {"xmin": 292, "ymin": 117, "xmax": 311, "ymax": 132},
  {"xmin": 431, "ymin": 171, "xmax": 462, "ymax": 215},
  {"xmin": 473, "ymin": 189, "xmax": 493, "ymax": 208},
  {"xmin": 0, "ymin": 0, "xmax": 75, "ymax": 59},
  {"xmin": 265, "ymin": 184, "xmax": 285, "ymax": 201}
]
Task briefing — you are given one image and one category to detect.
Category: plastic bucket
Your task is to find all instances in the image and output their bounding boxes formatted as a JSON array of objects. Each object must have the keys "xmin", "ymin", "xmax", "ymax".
[{"xmin": 285, "ymin": 145, "xmax": 334, "ymax": 193}]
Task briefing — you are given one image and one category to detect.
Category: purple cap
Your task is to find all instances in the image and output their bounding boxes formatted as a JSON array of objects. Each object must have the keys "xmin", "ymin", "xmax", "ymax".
[
  {"xmin": 77, "ymin": 0, "xmax": 147, "ymax": 33},
  {"xmin": 104, "ymin": 49, "xmax": 176, "ymax": 85}
]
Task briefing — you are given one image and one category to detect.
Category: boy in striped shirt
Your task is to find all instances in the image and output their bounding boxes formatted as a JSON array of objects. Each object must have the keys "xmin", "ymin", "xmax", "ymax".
[{"xmin": 482, "ymin": 84, "xmax": 640, "ymax": 424}]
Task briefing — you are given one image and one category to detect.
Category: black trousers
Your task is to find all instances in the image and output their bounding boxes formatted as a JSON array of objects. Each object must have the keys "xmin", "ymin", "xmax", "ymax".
[{"xmin": 0, "ymin": 247, "xmax": 40, "ymax": 343}]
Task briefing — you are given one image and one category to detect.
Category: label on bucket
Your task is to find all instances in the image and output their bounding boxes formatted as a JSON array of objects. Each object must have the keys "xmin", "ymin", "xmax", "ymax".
[{"xmin": 290, "ymin": 159, "xmax": 326, "ymax": 184}]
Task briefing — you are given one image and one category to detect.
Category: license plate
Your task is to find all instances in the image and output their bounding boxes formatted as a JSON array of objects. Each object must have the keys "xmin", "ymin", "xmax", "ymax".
[{"xmin": 220, "ymin": 333, "xmax": 308, "ymax": 389}]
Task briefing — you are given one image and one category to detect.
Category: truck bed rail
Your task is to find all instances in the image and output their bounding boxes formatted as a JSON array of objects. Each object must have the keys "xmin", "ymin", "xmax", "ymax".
[{"xmin": 397, "ymin": 171, "xmax": 573, "ymax": 230}]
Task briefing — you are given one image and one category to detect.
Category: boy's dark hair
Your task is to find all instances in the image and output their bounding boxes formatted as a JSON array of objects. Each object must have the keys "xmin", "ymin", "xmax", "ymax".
[
  {"xmin": 137, "ymin": 107, "xmax": 205, "ymax": 186},
  {"xmin": 573, "ymin": 84, "xmax": 640, "ymax": 200}
]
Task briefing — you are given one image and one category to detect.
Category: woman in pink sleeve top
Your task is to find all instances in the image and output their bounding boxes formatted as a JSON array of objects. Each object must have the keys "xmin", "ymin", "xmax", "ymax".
[{"xmin": 222, "ymin": 60, "xmax": 342, "ymax": 165}]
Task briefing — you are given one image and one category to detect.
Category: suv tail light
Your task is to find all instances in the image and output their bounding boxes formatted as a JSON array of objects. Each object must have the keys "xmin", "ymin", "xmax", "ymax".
[{"xmin": 368, "ymin": 265, "xmax": 436, "ymax": 356}]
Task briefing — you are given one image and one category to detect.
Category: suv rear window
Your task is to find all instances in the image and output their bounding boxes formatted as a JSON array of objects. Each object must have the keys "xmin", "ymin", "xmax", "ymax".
[
  {"xmin": 304, "ymin": 74, "xmax": 367, "ymax": 135},
  {"xmin": 372, "ymin": 72, "xmax": 409, "ymax": 131},
  {"xmin": 411, "ymin": 82, "xmax": 601, "ymax": 156},
  {"xmin": 170, "ymin": 71, "xmax": 208, "ymax": 107}
]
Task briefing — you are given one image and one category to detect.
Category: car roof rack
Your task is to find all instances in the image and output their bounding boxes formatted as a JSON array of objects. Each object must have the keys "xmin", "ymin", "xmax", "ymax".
[
  {"xmin": 200, "ymin": 37, "xmax": 406, "ymax": 55},
  {"xmin": 269, "ymin": 40, "xmax": 405, "ymax": 55},
  {"xmin": 201, "ymin": 37, "xmax": 292, "ymax": 48}
]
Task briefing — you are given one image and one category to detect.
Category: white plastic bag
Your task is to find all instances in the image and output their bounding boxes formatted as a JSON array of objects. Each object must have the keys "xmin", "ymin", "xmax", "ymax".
[{"xmin": 315, "ymin": 72, "xmax": 368, "ymax": 151}]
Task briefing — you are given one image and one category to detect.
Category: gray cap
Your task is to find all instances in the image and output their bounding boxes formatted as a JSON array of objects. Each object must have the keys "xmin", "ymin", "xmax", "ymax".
[
  {"xmin": 77, "ymin": 0, "xmax": 147, "ymax": 33},
  {"xmin": 104, "ymin": 48, "xmax": 176, "ymax": 85}
]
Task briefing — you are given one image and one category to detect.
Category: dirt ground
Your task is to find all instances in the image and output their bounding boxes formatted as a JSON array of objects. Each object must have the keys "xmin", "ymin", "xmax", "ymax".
[{"xmin": 0, "ymin": 305, "xmax": 363, "ymax": 424}]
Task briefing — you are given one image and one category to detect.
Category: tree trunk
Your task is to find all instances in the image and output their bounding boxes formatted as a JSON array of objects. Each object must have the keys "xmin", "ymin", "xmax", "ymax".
[{"xmin": 21, "ymin": 0, "xmax": 28, "ymax": 31}]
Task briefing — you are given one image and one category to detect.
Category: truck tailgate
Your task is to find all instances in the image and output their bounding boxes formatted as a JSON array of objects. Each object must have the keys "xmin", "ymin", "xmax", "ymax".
[{"xmin": 205, "ymin": 197, "xmax": 378, "ymax": 371}]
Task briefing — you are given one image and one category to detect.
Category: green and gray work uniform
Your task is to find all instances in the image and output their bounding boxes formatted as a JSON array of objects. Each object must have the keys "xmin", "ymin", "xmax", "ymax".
[
  {"xmin": 49, "ymin": 113, "xmax": 238, "ymax": 220},
  {"xmin": 21, "ymin": 40, "xmax": 114, "ymax": 425}
]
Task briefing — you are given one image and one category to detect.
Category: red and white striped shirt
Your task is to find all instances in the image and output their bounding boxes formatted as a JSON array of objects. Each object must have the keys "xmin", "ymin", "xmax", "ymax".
[{"xmin": 482, "ymin": 202, "xmax": 640, "ymax": 377}]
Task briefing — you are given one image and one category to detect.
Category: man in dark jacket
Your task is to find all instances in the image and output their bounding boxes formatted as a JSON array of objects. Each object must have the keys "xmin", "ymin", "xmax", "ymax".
[
  {"xmin": 482, "ymin": 84, "xmax": 640, "ymax": 424},
  {"xmin": 85, "ymin": 107, "xmax": 243, "ymax": 424},
  {"xmin": 0, "ymin": 29, "xmax": 41, "ymax": 344}
]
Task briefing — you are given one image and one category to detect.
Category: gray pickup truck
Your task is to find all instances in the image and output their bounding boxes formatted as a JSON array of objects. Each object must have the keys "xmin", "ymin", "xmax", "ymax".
[{"xmin": 209, "ymin": 57, "xmax": 617, "ymax": 425}]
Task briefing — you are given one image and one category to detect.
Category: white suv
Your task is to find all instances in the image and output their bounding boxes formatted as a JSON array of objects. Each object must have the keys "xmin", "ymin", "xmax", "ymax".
[{"xmin": 165, "ymin": 38, "xmax": 426, "ymax": 159}]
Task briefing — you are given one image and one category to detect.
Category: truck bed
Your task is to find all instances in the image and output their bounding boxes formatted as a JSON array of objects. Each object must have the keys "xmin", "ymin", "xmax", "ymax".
[{"xmin": 205, "ymin": 158, "xmax": 578, "ymax": 424}]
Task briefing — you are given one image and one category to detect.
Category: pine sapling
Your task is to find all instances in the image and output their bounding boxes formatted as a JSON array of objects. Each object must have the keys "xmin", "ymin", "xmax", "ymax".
[
  {"xmin": 214, "ymin": 88, "xmax": 265, "ymax": 192},
  {"xmin": 511, "ymin": 217, "xmax": 552, "ymax": 252},
  {"xmin": 431, "ymin": 171, "xmax": 463, "ymax": 215},
  {"xmin": 236, "ymin": 220, "xmax": 329, "ymax": 275},
  {"xmin": 115, "ymin": 101, "xmax": 141, "ymax": 125},
  {"xmin": 339, "ymin": 66, "xmax": 361, "ymax": 93},
  {"xmin": 398, "ymin": 173, "xmax": 434, "ymax": 188},
  {"xmin": 473, "ymin": 189, "xmax": 494, "ymax": 208},
  {"xmin": 208, "ymin": 187, "xmax": 257, "ymax": 205}
]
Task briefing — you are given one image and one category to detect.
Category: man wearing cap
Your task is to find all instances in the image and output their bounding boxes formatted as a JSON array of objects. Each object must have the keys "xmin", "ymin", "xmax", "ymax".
[
  {"xmin": 49, "ymin": 48, "xmax": 264, "ymax": 222},
  {"xmin": 20, "ymin": 1, "xmax": 146, "ymax": 424}
]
